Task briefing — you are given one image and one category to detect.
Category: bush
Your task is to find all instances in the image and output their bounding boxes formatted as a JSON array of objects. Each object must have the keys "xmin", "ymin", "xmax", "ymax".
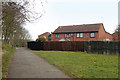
[{"xmin": 36, "ymin": 37, "xmax": 46, "ymax": 42}]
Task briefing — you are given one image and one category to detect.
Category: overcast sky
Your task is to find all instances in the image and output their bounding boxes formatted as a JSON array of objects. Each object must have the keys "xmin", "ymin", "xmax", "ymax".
[{"xmin": 24, "ymin": 0, "xmax": 119, "ymax": 40}]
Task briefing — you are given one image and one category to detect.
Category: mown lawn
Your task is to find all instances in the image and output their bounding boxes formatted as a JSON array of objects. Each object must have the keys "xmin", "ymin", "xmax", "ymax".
[
  {"xmin": 2, "ymin": 43, "xmax": 15, "ymax": 78},
  {"xmin": 32, "ymin": 51, "xmax": 118, "ymax": 78}
]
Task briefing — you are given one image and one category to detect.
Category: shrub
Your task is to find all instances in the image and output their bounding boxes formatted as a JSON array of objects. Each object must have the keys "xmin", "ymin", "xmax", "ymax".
[{"xmin": 36, "ymin": 37, "xmax": 46, "ymax": 42}]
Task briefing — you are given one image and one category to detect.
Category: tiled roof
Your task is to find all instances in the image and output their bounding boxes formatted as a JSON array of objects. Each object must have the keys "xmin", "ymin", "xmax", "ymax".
[
  {"xmin": 53, "ymin": 23, "xmax": 102, "ymax": 33},
  {"xmin": 39, "ymin": 32, "xmax": 50, "ymax": 36}
]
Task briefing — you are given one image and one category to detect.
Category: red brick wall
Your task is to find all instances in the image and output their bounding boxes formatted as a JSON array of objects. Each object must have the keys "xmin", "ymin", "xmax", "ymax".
[
  {"xmin": 38, "ymin": 32, "xmax": 50, "ymax": 41},
  {"xmin": 105, "ymin": 33, "xmax": 113, "ymax": 41},
  {"xmin": 98, "ymin": 24, "xmax": 113, "ymax": 41},
  {"xmin": 51, "ymin": 32, "xmax": 99, "ymax": 41}
]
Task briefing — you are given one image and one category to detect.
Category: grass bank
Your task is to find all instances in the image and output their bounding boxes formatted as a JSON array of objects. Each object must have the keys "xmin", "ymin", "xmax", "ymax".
[
  {"xmin": 32, "ymin": 51, "xmax": 118, "ymax": 78},
  {"xmin": 2, "ymin": 43, "xmax": 15, "ymax": 78}
]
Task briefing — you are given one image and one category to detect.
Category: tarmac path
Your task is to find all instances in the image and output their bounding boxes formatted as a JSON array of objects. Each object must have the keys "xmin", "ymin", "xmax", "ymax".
[{"xmin": 8, "ymin": 47, "xmax": 70, "ymax": 78}]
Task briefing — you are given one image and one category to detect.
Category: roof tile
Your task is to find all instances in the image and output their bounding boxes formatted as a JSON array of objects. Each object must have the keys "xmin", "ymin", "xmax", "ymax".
[{"xmin": 53, "ymin": 23, "xmax": 102, "ymax": 33}]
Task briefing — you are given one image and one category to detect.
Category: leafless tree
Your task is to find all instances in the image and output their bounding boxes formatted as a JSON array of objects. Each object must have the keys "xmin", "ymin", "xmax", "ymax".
[
  {"xmin": 1, "ymin": 0, "xmax": 44, "ymax": 46},
  {"xmin": 113, "ymin": 25, "xmax": 120, "ymax": 41}
]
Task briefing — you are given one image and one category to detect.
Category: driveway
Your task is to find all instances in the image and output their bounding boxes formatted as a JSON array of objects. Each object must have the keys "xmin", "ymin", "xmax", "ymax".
[{"xmin": 8, "ymin": 47, "xmax": 70, "ymax": 78}]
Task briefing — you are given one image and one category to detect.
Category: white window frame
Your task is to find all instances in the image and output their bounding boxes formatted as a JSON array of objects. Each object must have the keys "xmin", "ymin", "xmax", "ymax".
[
  {"xmin": 80, "ymin": 33, "xmax": 83, "ymax": 38},
  {"xmin": 77, "ymin": 33, "xmax": 83, "ymax": 38},
  {"xmin": 77, "ymin": 33, "xmax": 80, "ymax": 38},
  {"xmin": 55, "ymin": 34, "xmax": 59, "ymax": 38},
  {"xmin": 90, "ymin": 33, "xmax": 95, "ymax": 38},
  {"xmin": 65, "ymin": 34, "xmax": 70, "ymax": 38}
]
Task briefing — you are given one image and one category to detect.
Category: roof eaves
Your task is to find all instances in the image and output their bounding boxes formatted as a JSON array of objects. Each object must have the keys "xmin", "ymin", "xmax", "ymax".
[{"xmin": 53, "ymin": 31, "xmax": 98, "ymax": 34}]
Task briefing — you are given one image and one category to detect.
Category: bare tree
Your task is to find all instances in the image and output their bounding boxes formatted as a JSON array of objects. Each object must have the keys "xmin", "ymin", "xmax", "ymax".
[
  {"xmin": 113, "ymin": 26, "xmax": 120, "ymax": 41},
  {"xmin": 13, "ymin": 26, "xmax": 31, "ymax": 47},
  {"xmin": 1, "ymin": 0, "xmax": 44, "ymax": 46}
]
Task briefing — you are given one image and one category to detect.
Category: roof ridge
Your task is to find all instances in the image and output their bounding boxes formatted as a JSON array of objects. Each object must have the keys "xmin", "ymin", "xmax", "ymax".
[
  {"xmin": 38, "ymin": 32, "xmax": 50, "ymax": 36},
  {"xmin": 82, "ymin": 23, "xmax": 103, "ymax": 25},
  {"xmin": 59, "ymin": 23, "xmax": 103, "ymax": 27}
]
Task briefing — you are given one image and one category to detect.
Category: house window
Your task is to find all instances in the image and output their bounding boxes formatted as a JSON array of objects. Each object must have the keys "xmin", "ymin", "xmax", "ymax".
[
  {"xmin": 90, "ymin": 33, "xmax": 95, "ymax": 38},
  {"xmin": 65, "ymin": 34, "xmax": 67, "ymax": 38},
  {"xmin": 77, "ymin": 33, "xmax": 83, "ymax": 38},
  {"xmin": 77, "ymin": 33, "xmax": 79, "ymax": 38},
  {"xmin": 80, "ymin": 33, "xmax": 83, "ymax": 38},
  {"xmin": 65, "ymin": 34, "xmax": 70, "ymax": 38},
  {"xmin": 55, "ymin": 34, "xmax": 59, "ymax": 38},
  {"xmin": 68, "ymin": 34, "xmax": 70, "ymax": 38}
]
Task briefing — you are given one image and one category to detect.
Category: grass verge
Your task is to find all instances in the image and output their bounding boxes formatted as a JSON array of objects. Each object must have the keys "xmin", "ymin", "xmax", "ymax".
[
  {"xmin": 2, "ymin": 43, "xmax": 15, "ymax": 78},
  {"xmin": 32, "ymin": 51, "xmax": 118, "ymax": 78}
]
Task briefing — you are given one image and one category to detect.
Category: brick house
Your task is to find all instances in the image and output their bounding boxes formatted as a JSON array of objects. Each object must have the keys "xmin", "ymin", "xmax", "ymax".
[
  {"xmin": 38, "ymin": 32, "xmax": 50, "ymax": 41},
  {"xmin": 51, "ymin": 23, "xmax": 113, "ymax": 41}
]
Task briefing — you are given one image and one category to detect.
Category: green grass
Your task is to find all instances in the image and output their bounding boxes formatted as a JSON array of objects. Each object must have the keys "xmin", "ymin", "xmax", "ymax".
[
  {"xmin": 2, "ymin": 43, "xmax": 15, "ymax": 78},
  {"xmin": 32, "ymin": 51, "xmax": 118, "ymax": 78}
]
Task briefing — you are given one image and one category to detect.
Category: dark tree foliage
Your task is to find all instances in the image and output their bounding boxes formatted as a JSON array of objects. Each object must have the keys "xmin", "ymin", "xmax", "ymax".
[{"xmin": 36, "ymin": 37, "xmax": 46, "ymax": 42}]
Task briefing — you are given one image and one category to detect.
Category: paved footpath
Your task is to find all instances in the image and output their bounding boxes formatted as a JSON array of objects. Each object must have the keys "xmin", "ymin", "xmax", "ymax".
[{"xmin": 8, "ymin": 47, "xmax": 70, "ymax": 78}]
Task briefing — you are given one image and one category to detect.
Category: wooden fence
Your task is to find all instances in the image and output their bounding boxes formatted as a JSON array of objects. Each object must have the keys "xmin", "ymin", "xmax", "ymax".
[
  {"xmin": 43, "ymin": 41, "xmax": 84, "ymax": 51},
  {"xmin": 84, "ymin": 41, "xmax": 120, "ymax": 55},
  {"xmin": 27, "ymin": 41, "xmax": 120, "ymax": 55},
  {"xmin": 27, "ymin": 41, "xmax": 43, "ymax": 50}
]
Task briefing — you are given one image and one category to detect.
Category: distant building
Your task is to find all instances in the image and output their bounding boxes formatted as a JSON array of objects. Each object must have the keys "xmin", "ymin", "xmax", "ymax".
[
  {"xmin": 38, "ymin": 32, "xmax": 50, "ymax": 41},
  {"xmin": 48, "ymin": 34, "xmax": 51, "ymax": 41},
  {"xmin": 51, "ymin": 23, "xmax": 113, "ymax": 41}
]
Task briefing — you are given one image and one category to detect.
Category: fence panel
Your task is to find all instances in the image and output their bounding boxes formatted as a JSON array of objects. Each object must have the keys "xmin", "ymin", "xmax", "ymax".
[
  {"xmin": 27, "ymin": 41, "xmax": 43, "ymax": 50},
  {"xmin": 27, "ymin": 41, "xmax": 119, "ymax": 55},
  {"xmin": 43, "ymin": 41, "xmax": 84, "ymax": 51},
  {"xmin": 84, "ymin": 41, "xmax": 119, "ymax": 55}
]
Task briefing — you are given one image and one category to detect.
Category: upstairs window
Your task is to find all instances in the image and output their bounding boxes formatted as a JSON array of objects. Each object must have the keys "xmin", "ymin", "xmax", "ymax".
[
  {"xmin": 90, "ymin": 33, "xmax": 95, "ymax": 38},
  {"xmin": 55, "ymin": 34, "xmax": 59, "ymax": 38},
  {"xmin": 65, "ymin": 34, "xmax": 67, "ymax": 38},
  {"xmin": 80, "ymin": 33, "xmax": 83, "ymax": 38},
  {"xmin": 76, "ymin": 33, "xmax": 83, "ymax": 38},
  {"xmin": 77, "ymin": 33, "xmax": 80, "ymax": 38},
  {"xmin": 65, "ymin": 34, "xmax": 70, "ymax": 38}
]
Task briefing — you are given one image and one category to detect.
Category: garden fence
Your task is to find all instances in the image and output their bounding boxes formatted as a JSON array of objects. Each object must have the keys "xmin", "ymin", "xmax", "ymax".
[
  {"xmin": 27, "ymin": 41, "xmax": 120, "ymax": 55},
  {"xmin": 84, "ymin": 41, "xmax": 119, "ymax": 55}
]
